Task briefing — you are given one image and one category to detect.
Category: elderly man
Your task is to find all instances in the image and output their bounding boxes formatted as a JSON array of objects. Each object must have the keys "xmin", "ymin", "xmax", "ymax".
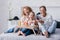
[{"xmin": 36, "ymin": 6, "xmax": 57, "ymax": 38}]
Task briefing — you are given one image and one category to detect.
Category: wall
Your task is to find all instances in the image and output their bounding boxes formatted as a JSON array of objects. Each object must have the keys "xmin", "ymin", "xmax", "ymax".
[
  {"xmin": 8, "ymin": 0, "xmax": 60, "ymax": 21},
  {"xmin": 0, "ymin": 0, "xmax": 9, "ymax": 33},
  {"xmin": 0, "ymin": 0, "xmax": 60, "ymax": 33}
]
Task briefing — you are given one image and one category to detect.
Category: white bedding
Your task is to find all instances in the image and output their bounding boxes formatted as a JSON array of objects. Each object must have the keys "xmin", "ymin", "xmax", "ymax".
[{"xmin": 0, "ymin": 28, "xmax": 60, "ymax": 40}]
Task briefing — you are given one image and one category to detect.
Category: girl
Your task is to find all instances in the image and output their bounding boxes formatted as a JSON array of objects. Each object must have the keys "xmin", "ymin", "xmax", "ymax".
[{"xmin": 28, "ymin": 12, "xmax": 40, "ymax": 34}]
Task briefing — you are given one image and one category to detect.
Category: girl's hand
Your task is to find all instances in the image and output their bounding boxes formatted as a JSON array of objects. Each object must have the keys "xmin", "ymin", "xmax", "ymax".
[
  {"xmin": 24, "ymin": 21, "xmax": 28, "ymax": 26},
  {"xmin": 33, "ymin": 20, "xmax": 38, "ymax": 25},
  {"xmin": 39, "ymin": 20, "xmax": 44, "ymax": 24},
  {"xmin": 16, "ymin": 26, "xmax": 20, "ymax": 28},
  {"xmin": 36, "ymin": 19, "xmax": 39, "ymax": 22},
  {"xmin": 33, "ymin": 20, "xmax": 36, "ymax": 23}
]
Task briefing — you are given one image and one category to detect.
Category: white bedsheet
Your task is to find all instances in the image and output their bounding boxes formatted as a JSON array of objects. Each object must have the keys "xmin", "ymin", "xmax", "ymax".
[{"xmin": 0, "ymin": 28, "xmax": 60, "ymax": 40}]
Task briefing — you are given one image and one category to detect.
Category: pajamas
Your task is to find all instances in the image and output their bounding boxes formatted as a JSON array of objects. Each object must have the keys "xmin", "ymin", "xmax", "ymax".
[
  {"xmin": 19, "ymin": 28, "xmax": 34, "ymax": 36},
  {"xmin": 37, "ymin": 14, "xmax": 57, "ymax": 34},
  {"xmin": 38, "ymin": 20, "xmax": 57, "ymax": 34}
]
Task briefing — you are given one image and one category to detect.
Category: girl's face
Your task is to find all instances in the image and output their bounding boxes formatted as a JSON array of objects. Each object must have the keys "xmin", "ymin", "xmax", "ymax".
[
  {"xmin": 29, "ymin": 12, "xmax": 34, "ymax": 18},
  {"xmin": 23, "ymin": 8, "xmax": 30, "ymax": 16}
]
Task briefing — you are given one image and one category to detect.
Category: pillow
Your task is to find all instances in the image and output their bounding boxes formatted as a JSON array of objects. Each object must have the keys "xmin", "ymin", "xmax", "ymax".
[{"xmin": 56, "ymin": 21, "xmax": 60, "ymax": 28}]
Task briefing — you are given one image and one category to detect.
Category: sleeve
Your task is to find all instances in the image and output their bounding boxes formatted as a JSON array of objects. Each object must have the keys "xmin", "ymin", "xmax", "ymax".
[
  {"xmin": 20, "ymin": 17, "xmax": 25, "ymax": 25},
  {"xmin": 44, "ymin": 15, "xmax": 53, "ymax": 26},
  {"xmin": 48, "ymin": 16, "xmax": 53, "ymax": 23},
  {"xmin": 36, "ymin": 15, "xmax": 40, "ymax": 20},
  {"xmin": 36, "ymin": 12, "xmax": 40, "ymax": 20}
]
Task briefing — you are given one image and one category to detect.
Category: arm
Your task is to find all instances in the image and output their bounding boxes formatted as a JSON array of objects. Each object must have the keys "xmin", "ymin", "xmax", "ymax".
[
  {"xmin": 36, "ymin": 15, "xmax": 44, "ymax": 24},
  {"xmin": 44, "ymin": 15, "xmax": 53, "ymax": 24},
  {"xmin": 36, "ymin": 19, "xmax": 44, "ymax": 24}
]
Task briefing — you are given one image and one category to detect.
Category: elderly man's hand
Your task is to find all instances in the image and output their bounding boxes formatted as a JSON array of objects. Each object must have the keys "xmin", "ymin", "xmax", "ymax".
[{"xmin": 36, "ymin": 20, "xmax": 44, "ymax": 24}]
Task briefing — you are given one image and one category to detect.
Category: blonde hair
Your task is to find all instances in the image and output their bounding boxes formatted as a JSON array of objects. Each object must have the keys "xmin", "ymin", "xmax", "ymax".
[{"xmin": 22, "ymin": 6, "xmax": 33, "ymax": 16}]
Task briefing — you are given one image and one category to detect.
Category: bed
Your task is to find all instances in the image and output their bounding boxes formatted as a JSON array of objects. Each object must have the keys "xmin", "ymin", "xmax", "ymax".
[{"xmin": 0, "ymin": 28, "xmax": 60, "ymax": 40}]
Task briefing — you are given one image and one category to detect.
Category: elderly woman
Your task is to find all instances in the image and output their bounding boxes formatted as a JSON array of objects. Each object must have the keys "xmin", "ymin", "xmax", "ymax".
[
  {"xmin": 5, "ymin": 6, "xmax": 34, "ymax": 36},
  {"xmin": 17, "ymin": 6, "xmax": 34, "ymax": 36}
]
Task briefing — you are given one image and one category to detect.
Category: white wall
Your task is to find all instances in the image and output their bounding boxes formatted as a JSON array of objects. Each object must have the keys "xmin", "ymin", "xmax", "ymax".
[
  {"xmin": 8, "ymin": 0, "xmax": 60, "ymax": 21},
  {"xmin": 0, "ymin": 0, "xmax": 9, "ymax": 33},
  {"xmin": 19, "ymin": 0, "xmax": 60, "ymax": 6},
  {"xmin": 0, "ymin": 0, "xmax": 60, "ymax": 33}
]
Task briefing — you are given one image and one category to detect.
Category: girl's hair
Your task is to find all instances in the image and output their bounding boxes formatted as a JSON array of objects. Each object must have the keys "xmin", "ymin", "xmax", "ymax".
[
  {"xmin": 22, "ymin": 6, "xmax": 33, "ymax": 16},
  {"xmin": 39, "ymin": 6, "xmax": 47, "ymax": 11},
  {"xmin": 30, "ymin": 12, "xmax": 35, "ymax": 17}
]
